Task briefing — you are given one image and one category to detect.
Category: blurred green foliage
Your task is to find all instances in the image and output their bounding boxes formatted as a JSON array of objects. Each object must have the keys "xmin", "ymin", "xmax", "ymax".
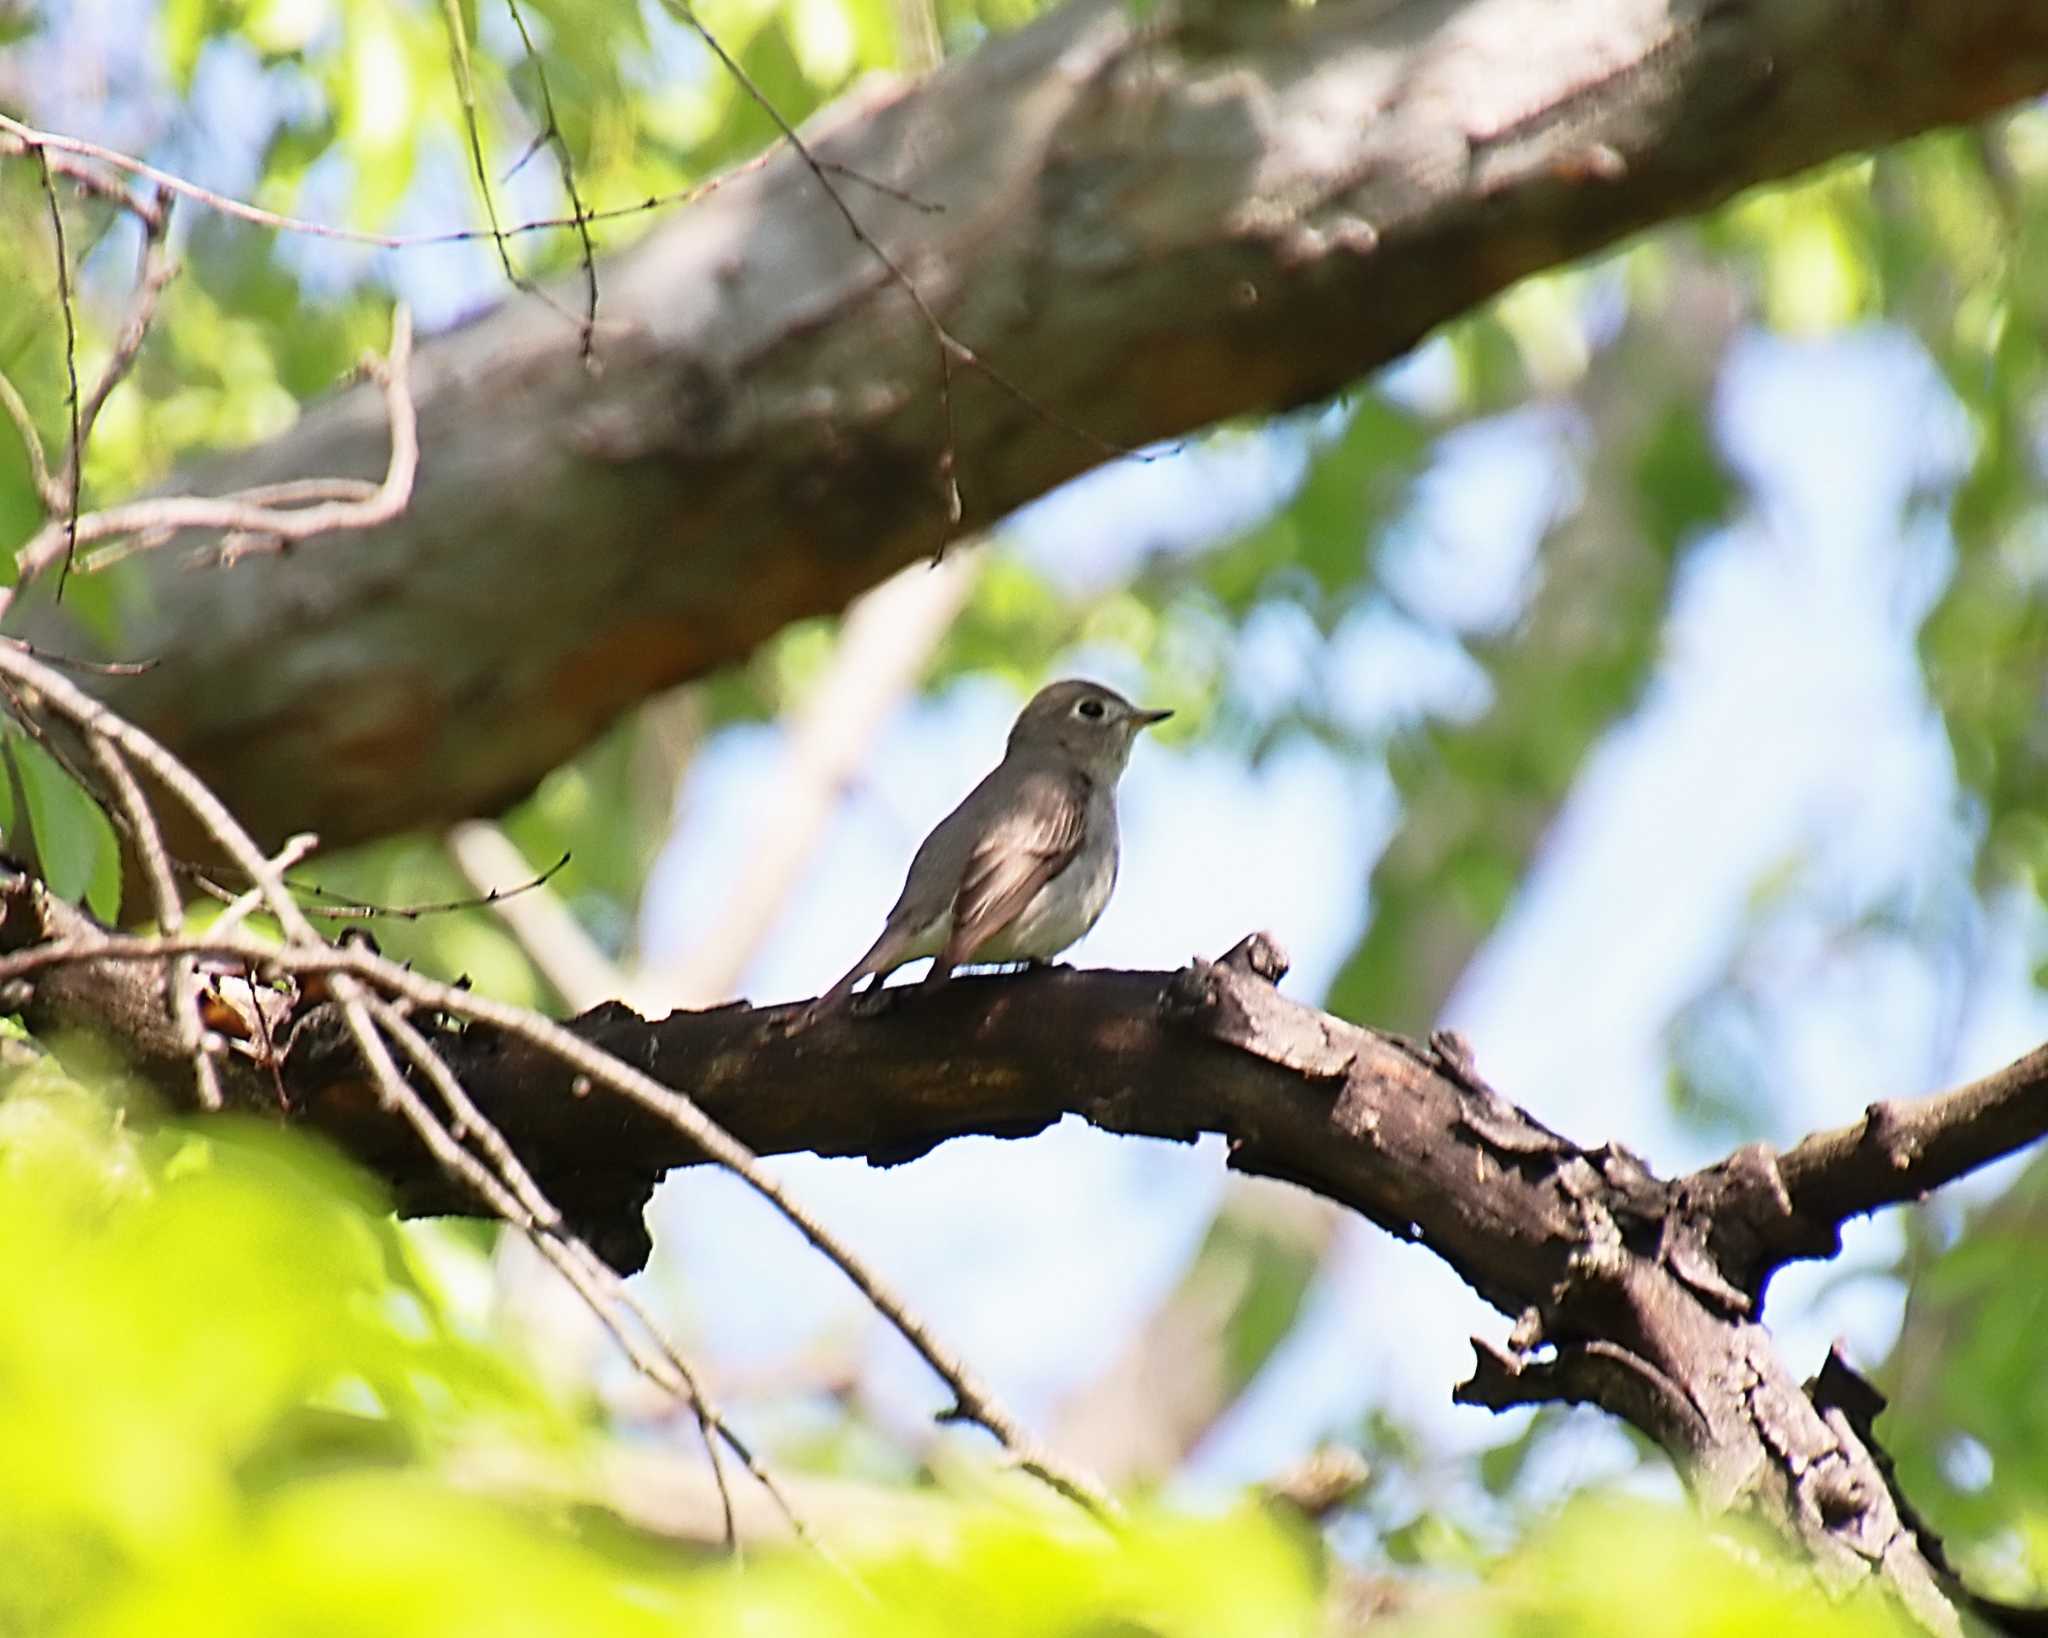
[
  {"xmin": 1391, "ymin": 1499, "xmax": 1916, "ymax": 1638},
  {"xmin": 0, "ymin": 1061, "xmax": 1952, "ymax": 1633},
  {"xmin": 1876, "ymin": 1166, "xmax": 2048, "ymax": 1602},
  {"xmin": 0, "ymin": 1066, "xmax": 1330, "ymax": 1634}
]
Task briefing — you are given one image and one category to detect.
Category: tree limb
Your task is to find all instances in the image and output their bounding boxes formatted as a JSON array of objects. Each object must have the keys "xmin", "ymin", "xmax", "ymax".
[
  {"xmin": 14, "ymin": 889, "xmax": 2048, "ymax": 1629},
  {"xmin": 1671, "ymin": 1044, "xmax": 2048, "ymax": 1302},
  {"xmin": 1778, "ymin": 1044, "xmax": 2048, "ymax": 1233},
  {"xmin": 14, "ymin": 0, "xmax": 2048, "ymax": 849}
]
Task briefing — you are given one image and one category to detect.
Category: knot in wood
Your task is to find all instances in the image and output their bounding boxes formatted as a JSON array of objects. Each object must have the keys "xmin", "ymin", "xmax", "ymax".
[{"xmin": 1219, "ymin": 931, "xmax": 1291, "ymax": 984}]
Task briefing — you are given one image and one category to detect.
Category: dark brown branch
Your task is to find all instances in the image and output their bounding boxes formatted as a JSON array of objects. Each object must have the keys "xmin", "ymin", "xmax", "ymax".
[
  {"xmin": 13, "ymin": 892, "xmax": 2048, "ymax": 1630},
  {"xmin": 1807, "ymin": 1350, "xmax": 2048, "ymax": 1638}
]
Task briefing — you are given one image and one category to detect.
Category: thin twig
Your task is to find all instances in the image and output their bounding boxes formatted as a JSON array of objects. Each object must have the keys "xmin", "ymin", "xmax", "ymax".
[
  {"xmin": 29, "ymin": 148, "xmax": 82, "ymax": 591},
  {"xmin": 348, "ymin": 995, "xmax": 751, "ymax": 1558},
  {"xmin": 365, "ymin": 998, "xmax": 871, "ymax": 1566},
  {"xmin": 6, "ymin": 305, "xmax": 418, "ymax": 604},
  {"xmin": 435, "ymin": 0, "xmax": 588, "ymax": 344},
  {"xmin": 219, "ymin": 838, "xmax": 322, "ymax": 937},
  {"xmin": 0, "ymin": 368, "xmax": 60, "ymax": 511},
  {"xmin": 447, "ymin": 822, "xmax": 622, "ymax": 1010},
  {"xmin": 72, "ymin": 191, "xmax": 177, "ymax": 473},
  {"xmin": 147, "ymin": 838, "xmax": 567, "ymax": 928},
  {"xmin": 9, "ymin": 642, "xmax": 156, "ymax": 678},
  {"xmin": 31, "ymin": 146, "xmax": 170, "ymax": 226},
  {"xmin": 501, "ymin": 0, "xmax": 600, "ymax": 357},
  {"xmin": 656, "ymin": 0, "xmax": 972, "ymax": 520},
  {"xmin": 4, "ymin": 89, "xmax": 1144, "ymax": 503},
  {"xmin": 85, "ymin": 734, "xmax": 220, "ymax": 1109},
  {"xmin": 0, "ymin": 111, "xmax": 716, "ymax": 249},
  {"xmin": 292, "ymin": 847, "xmax": 574, "ymax": 923},
  {"xmin": 36, "ymin": 912, "xmax": 1118, "ymax": 1517}
]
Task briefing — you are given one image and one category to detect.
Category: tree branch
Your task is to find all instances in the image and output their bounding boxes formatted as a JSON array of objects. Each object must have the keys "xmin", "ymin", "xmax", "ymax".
[
  {"xmin": 1678, "ymin": 1044, "xmax": 2048, "ymax": 1300},
  {"xmin": 0, "ymin": 639, "xmax": 1110, "ymax": 1523},
  {"xmin": 15, "ymin": 0, "xmax": 2048, "ymax": 849},
  {"xmin": 3, "ymin": 306, "xmax": 418, "ymax": 606},
  {"xmin": 13, "ymin": 892, "xmax": 2048, "ymax": 1628},
  {"xmin": 1779, "ymin": 1044, "xmax": 2048, "ymax": 1230}
]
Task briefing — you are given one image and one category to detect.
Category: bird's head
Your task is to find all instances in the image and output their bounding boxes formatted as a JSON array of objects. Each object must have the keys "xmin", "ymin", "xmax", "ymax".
[{"xmin": 1007, "ymin": 679, "xmax": 1172, "ymax": 779}]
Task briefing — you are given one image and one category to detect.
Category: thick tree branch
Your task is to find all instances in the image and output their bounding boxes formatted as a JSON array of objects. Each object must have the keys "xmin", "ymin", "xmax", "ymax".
[
  {"xmin": 14, "ymin": 0, "xmax": 2048, "ymax": 850},
  {"xmin": 13, "ymin": 890, "xmax": 2048, "ymax": 1629}
]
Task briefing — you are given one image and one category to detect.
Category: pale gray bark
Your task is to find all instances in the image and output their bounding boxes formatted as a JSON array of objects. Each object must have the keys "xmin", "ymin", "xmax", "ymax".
[{"xmin": 21, "ymin": 0, "xmax": 2048, "ymax": 849}]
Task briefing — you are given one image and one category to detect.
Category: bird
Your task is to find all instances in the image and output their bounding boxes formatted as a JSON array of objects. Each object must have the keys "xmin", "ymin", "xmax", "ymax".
[{"xmin": 812, "ymin": 678, "xmax": 1171, "ymax": 1012}]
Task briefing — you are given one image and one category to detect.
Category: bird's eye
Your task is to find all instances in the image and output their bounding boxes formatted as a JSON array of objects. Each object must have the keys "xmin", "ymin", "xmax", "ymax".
[{"xmin": 1076, "ymin": 697, "xmax": 1106, "ymax": 720}]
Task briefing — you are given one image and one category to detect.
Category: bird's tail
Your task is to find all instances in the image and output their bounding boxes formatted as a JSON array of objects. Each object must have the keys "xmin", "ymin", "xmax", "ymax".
[{"xmin": 808, "ymin": 930, "xmax": 897, "ymax": 1019}]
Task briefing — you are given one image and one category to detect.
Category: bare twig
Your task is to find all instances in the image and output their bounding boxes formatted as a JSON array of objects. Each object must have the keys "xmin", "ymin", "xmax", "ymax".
[
  {"xmin": 442, "ymin": 0, "xmax": 521, "ymax": 292},
  {"xmin": 84, "ymin": 734, "xmax": 219, "ymax": 1110},
  {"xmin": 655, "ymin": 0, "xmax": 1160, "ymax": 520},
  {"xmin": 6, "ymin": 305, "xmax": 418, "ymax": 604},
  {"xmin": 72, "ymin": 191, "xmax": 177, "ymax": 473},
  {"xmin": 291, "ymin": 847, "xmax": 573, "ymax": 924},
  {"xmin": 501, "ymin": 0, "xmax": 600, "ymax": 356},
  {"xmin": 446, "ymin": 822, "xmax": 624, "ymax": 1011},
  {"xmin": 13, "ymin": 644, "xmax": 157, "ymax": 678},
  {"xmin": 0, "ymin": 368, "xmax": 61, "ymax": 511},
  {"xmin": 0, "ymin": 111, "xmax": 820, "ymax": 251},
  {"xmin": 370, "ymin": 998, "xmax": 883, "ymax": 1574},
  {"xmin": 7, "ymin": 892, "xmax": 1122, "ymax": 1517},
  {"xmin": 203, "ymin": 836, "xmax": 319, "ymax": 940},
  {"xmin": 436, "ymin": 0, "xmax": 595, "ymax": 346},
  {"xmin": 0, "ymin": 160, "xmax": 172, "ymax": 526},
  {"xmin": 348, "ymin": 994, "xmax": 749, "ymax": 1556},
  {"xmin": 27, "ymin": 146, "xmax": 171, "ymax": 225},
  {"xmin": 29, "ymin": 148, "xmax": 82, "ymax": 590}
]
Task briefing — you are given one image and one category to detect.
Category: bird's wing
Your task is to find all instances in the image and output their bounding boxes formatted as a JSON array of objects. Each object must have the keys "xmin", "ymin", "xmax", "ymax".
[{"xmin": 937, "ymin": 766, "xmax": 1090, "ymax": 973}]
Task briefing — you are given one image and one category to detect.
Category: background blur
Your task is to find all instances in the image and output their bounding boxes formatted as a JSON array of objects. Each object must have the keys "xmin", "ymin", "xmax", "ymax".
[{"xmin": 4, "ymin": 0, "xmax": 2047, "ymax": 1610}]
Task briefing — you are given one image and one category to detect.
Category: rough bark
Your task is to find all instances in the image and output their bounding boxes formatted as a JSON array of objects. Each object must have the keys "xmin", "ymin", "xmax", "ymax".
[
  {"xmin": 19, "ymin": 0, "xmax": 2048, "ymax": 851},
  {"xmin": 12, "ymin": 871, "xmax": 2048, "ymax": 1632}
]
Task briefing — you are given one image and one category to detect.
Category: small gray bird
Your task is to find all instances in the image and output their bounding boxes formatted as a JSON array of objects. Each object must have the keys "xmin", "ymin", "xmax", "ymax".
[{"xmin": 814, "ymin": 679, "xmax": 1171, "ymax": 1010}]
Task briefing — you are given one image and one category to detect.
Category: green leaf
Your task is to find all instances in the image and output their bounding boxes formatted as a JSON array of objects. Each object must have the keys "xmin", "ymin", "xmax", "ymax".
[{"xmin": 9, "ymin": 736, "xmax": 121, "ymax": 922}]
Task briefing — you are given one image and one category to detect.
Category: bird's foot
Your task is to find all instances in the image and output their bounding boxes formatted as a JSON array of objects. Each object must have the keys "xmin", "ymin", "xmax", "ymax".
[{"xmin": 785, "ymin": 981, "xmax": 908, "ymax": 1035}]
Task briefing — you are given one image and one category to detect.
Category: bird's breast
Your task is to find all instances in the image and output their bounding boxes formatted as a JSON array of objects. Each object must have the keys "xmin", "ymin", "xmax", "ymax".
[{"xmin": 981, "ymin": 830, "xmax": 1119, "ymax": 963}]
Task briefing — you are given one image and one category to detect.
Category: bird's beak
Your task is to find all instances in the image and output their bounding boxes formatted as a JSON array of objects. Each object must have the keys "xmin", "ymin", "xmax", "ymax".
[{"xmin": 1135, "ymin": 707, "xmax": 1174, "ymax": 728}]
